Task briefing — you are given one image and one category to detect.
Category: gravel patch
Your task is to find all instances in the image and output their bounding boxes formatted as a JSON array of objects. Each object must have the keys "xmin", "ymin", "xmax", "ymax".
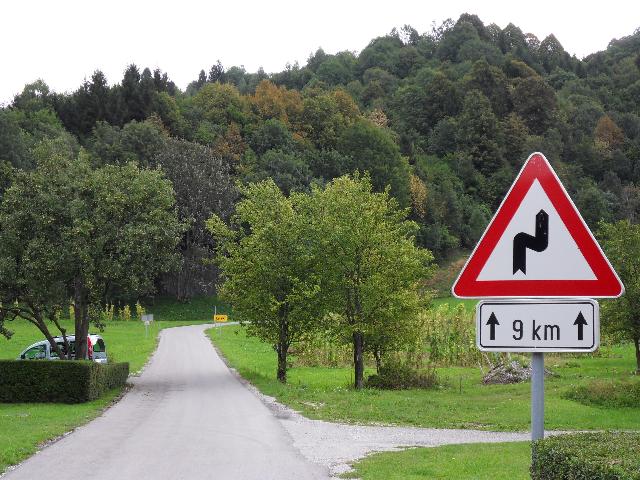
[{"xmin": 238, "ymin": 373, "xmax": 541, "ymax": 479}]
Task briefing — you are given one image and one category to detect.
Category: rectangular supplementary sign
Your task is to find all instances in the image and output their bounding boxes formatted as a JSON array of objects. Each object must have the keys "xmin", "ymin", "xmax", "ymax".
[
  {"xmin": 214, "ymin": 314, "xmax": 228, "ymax": 323},
  {"xmin": 476, "ymin": 299, "xmax": 599, "ymax": 352}
]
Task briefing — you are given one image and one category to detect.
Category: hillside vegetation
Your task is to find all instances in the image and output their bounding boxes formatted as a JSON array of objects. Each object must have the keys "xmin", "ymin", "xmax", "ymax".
[{"xmin": 2, "ymin": 14, "xmax": 639, "ymax": 299}]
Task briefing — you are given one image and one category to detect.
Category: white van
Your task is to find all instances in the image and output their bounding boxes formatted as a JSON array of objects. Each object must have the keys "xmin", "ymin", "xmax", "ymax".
[{"xmin": 18, "ymin": 334, "xmax": 108, "ymax": 363}]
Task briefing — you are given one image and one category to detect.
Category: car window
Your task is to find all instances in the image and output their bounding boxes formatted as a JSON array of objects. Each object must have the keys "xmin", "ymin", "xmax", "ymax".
[
  {"xmin": 24, "ymin": 344, "xmax": 46, "ymax": 360},
  {"xmin": 93, "ymin": 339, "xmax": 105, "ymax": 353},
  {"xmin": 50, "ymin": 342, "xmax": 69, "ymax": 358}
]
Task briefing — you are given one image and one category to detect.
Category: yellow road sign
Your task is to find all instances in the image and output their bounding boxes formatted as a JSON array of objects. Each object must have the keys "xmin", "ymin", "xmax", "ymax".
[{"xmin": 214, "ymin": 314, "xmax": 228, "ymax": 323}]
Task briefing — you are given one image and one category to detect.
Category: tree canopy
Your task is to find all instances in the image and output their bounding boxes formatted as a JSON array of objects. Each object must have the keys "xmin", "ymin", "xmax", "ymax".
[
  {"xmin": 0, "ymin": 143, "xmax": 184, "ymax": 358},
  {"xmin": 1, "ymin": 13, "xmax": 639, "ymax": 298}
]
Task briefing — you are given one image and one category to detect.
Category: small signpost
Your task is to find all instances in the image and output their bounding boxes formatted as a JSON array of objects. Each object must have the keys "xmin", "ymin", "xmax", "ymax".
[
  {"xmin": 453, "ymin": 152, "xmax": 623, "ymax": 443},
  {"xmin": 212, "ymin": 306, "xmax": 228, "ymax": 335},
  {"xmin": 141, "ymin": 313, "xmax": 154, "ymax": 338}
]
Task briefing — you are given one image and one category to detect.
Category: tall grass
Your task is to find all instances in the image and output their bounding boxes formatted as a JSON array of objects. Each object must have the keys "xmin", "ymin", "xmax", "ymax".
[{"xmin": 293, "ymin": 303, "xmax": 488, "ymax": 370}]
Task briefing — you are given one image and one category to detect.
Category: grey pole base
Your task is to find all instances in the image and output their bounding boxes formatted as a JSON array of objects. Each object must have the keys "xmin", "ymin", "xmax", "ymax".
[{"xmin": 531, "ymin": 352, "xmax": 545, "ymax": 441}]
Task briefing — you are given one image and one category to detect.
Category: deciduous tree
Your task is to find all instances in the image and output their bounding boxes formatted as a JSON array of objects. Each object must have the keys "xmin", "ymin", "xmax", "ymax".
[
  {"xmin": 208, "ymin": 180, "xmax": 321, "ymax": 382},
  {"xmin": 154, "ymin": 138, "xmax": 236, "ymax": 299},
  {"xmin": 599, "ymin": 220, "xmax": 640, "ymax": 373},
  {"xmin": 0, "ymin": 140, "xmax": 184, "ymax": 360},
  {"xmin": 306, "ymin": 175, "xmax": 434, "ymax": 388}
]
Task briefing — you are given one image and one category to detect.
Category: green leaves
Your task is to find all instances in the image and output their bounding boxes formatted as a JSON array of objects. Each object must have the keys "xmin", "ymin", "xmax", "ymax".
[
  {"xmin": 0, "ymin": 149, "xmax": 185, "ymax": 341},
  {"xmin": 599, "ymin": 220, "xmax": 640, "ymax": 371},
  {"xmin": 210, "ymin": 175, "xmax": 435, "ymax": 384}
]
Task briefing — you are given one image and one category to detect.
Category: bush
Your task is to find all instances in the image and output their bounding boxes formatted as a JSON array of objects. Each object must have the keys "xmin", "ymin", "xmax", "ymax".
[
  {"xmin": 531, "ymin": 432, "xmax": 640, "ymax": 480},
  {"xmin": 365, "ymin": 361, "xmax": 438, "ymax": 390},
  {"xmin": 564, "ymin": 379, "xmax": 640, "ymax": 408},
  {"xmin": 0, "ymin": 360, "xmax": 129, "ymax": 403}
]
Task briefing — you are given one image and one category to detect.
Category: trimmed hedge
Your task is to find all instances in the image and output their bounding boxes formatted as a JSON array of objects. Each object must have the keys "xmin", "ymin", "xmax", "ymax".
[
  {"xmin": 0, "ymin": 360, "xmax": 129, "ymax": 403},
  {"xmin": 531, "ymin": 432, "xmax": 640, "ymax": 480}
]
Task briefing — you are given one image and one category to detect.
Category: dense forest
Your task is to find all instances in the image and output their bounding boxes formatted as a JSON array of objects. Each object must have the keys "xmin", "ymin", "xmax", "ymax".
[{"xmin": 2, "ymin": 13, "xmax": 639, "ymax": 299}]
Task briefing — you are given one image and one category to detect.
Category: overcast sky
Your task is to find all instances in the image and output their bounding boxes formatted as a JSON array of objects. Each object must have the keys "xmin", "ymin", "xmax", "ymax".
[{"xmin": 1, "ymin": 0, "xmax": 638, "ymax": 104}]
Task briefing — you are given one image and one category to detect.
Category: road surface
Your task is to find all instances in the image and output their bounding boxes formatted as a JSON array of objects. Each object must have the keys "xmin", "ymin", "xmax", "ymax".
[{"xmin": 4, "ymin": 324, "xmax": 328, "ymax": 480}]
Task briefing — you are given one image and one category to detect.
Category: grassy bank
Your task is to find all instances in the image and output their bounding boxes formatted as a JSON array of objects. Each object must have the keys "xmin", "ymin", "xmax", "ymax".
[
  {"xmin": 342, "ymin": 442, "xmax": 531, "ymax": 480},
  {"xmin": 208, "ymin": 325, "xmax": 640, "ymax": 431},
  {"xmin": 0, "ymin": 389, "xmax": 122, "ymax": 472}
]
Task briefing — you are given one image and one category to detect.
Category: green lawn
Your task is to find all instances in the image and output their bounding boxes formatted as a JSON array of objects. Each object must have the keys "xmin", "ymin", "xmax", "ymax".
[
  {"xmin": 343, "ymin": 442, "xmax": 531, "ymax": 480},
  {"xmin": 0, "ymin": 299, "xmax": 214, "ymax": 474},
  {"xmin": 0, "ymin": 318, "xmax": 209, "ymax": 373},
  {"xmin": 208, "ymin": 325, "xmax": 640, "ymax": 431}
]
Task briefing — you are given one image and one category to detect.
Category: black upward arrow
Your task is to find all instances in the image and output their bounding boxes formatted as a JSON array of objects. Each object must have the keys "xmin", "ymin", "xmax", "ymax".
[
  {"xmin": 487, "ymin": 312, "xmax": 499, "ymax": 340},
  {"xmin": 513, "ymin": 210, "xmax": 549, "ymax": 274},
  {"xmin": 574, "ymin": 311, "xmax": 588, "ymax": 341}
]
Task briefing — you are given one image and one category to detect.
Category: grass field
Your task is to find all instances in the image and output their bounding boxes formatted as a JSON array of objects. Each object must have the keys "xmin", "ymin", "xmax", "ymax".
[
  {"xmin": 1, "ymin": 318, "xmax": 208, "ymax": 373},
  {"xmin": 208, "ymin": 325, "xmax": 640, "ymax": 431},
  {"xmin": 0, "ymin": 297, "xmax": 216, "ymax": 474},
  {"xmin": 342, "ymin": 442, "xmax": 531, "ymax": 480},
  {"xmin": 431, "ymin": 297, "xmax": 477, "ymax": 311}
]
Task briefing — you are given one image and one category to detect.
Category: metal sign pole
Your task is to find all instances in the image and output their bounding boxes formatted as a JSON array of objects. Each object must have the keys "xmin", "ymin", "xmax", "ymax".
[{"xmin": 531, "ymin": 352, "xmax": 544, "ymax": 441}]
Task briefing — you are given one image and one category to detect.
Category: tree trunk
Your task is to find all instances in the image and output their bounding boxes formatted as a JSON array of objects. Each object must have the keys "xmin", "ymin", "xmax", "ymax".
[
  {"xmin": 353, "ymin": 331, "xmax": 365, "ymax": 389},
  {"xmin": 634, "ymin": 337, "xmax": 640, "ymax": 375},
  {"xmin": 276, "ymin": 316, "xmax": 289, "ymax": 383},
  {"xmin": 276, "ymin": 345, "xmax": 287, "ymax": 383},
  {"xmin": 74, "ymin": 280, "xmax": 89, "ymax": 360},
  {"xmin": 34, "ymin": 316, "xmax": 66, "ymax": 360},
  {"xmin": 374, "ymin": 347, "xmax": 382, "ymax": 374},
  {"xmin": 51, "ymin": 315, "xmax": 70, "ymax": 359}
]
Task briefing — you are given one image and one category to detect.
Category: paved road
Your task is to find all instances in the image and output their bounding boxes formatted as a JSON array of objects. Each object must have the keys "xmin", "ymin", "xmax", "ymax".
[{"xmin": 4, "ymin": 324, "xmax": 328, "ymax": 480}]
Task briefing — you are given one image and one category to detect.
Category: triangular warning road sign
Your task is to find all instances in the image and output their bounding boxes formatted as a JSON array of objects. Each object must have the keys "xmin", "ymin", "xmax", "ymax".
[{"xmin": 452, "ymin": 152, "xmax": 624, "ymax": 298}]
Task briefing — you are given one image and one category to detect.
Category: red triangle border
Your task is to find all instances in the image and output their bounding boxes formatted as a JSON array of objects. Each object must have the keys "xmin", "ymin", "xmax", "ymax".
[{"xmin": 452, "ymin": 152, "xmax": 624, "ymax": 298}]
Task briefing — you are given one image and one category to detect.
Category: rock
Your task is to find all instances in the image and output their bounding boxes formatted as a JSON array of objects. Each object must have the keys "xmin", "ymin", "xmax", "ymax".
[{"xmin": 482, "ymin": 360, "xmax": 553, "ymax": 385}]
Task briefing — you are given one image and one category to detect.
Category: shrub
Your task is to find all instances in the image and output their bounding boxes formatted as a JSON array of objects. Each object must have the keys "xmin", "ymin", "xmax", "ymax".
[
  {"xmin": 101, "ymin": 303, "xmax": 115, "ymax": 322},
  {"xmin": 365, "ymin": 361, "xmax": 438, "ymax": 390},
  {"xmin": 564, "ymin": 379, "xmax": 640, "ymax": 408},
  {"xmin": 119, "ymin": 305, "xmax": 132, "ymax": 321},
  {"xmin": 0, "ymin": 360, "xmax": 129, "ymax": 403},
  {"xmin": 531, "ymin": 432, "xmax": 640, "ymax": 480},
  {"xmin": 135, "ymin": 301, "xmax": 145, "ymax": 320}
]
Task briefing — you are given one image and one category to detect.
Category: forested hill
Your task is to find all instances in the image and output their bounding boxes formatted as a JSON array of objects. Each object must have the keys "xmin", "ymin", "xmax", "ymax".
[{"xmin": 1, "ymin": 14, "xmax": 639, "ymax": 297}]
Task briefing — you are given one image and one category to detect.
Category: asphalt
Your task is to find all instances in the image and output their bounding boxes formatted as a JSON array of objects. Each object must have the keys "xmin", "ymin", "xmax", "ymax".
[{"xmin": 4, "ymin": 324, "xmax": 328, "ymax": 480}]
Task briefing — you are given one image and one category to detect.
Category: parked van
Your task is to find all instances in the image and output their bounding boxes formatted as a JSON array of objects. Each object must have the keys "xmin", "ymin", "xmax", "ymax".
[{"xmin": 17, "ymin": 335, "xmax": 108, "ymax": 363}]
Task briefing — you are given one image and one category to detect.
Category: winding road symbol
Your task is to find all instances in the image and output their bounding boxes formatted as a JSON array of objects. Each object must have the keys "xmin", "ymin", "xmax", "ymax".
[{"xmin": 513, "ymin": 210, "xmax": 549, "ymax": 275}]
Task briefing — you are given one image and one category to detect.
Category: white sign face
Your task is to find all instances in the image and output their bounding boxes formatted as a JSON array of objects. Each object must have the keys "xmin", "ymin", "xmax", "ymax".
[
  {"xmin": 476, "ymin": 299, "xmax": 599, "ymax": 352},
  {"xmin": 141, "ymin": 314, "xmax": 154, "ymax": 323},
  {"xmin": 477, "ymin": 180, "xmax": 596, "ymax": 281},
  {"xmin": 452, "ymin": 153, "xmax": 624, "ymax": 298}
]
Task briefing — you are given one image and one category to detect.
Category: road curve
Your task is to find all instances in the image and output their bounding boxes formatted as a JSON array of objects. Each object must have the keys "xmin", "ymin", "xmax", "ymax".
[{"xmin": 4, "ymin": 324, "xmax": 328, "ymax": 480}]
